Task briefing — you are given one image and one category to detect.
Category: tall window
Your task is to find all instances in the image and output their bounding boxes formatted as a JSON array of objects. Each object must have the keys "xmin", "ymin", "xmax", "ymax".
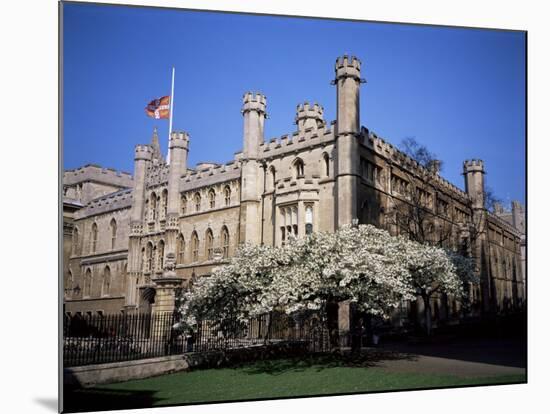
[
  {"xmin": 84, "ymin": 269, "xmax": 92, "ymax": 297},
  {"xmin": 322, "ymin": 153, "xmax": 330, "ymax": 177},
  {"xmin": 177, "ymin": 234, "xmax": 185, "ymax": 264},
  {"xmin": 294, "ymin": 159, "xmax": 305, "ymax": 178},
  {"xmin": 72, "ymin": 227, "xmax": 79, "ymax": 255},
  {"xmin": 150, "ymin": 193, "xmax": 157, "ymax": 221},
  {"xmin": 181, "ymin": 195, "xmax": 187, "ymax": 215},
  {"xmin": 194, "ymin": 193, "xmax": 201, "ymax": 212},
  {"xmin": 158, "ymin": 240, "xmax": 165, "ymax": 271},
  {"xmin": 208, "ymin": 189, "xmax": 216, "ymax": 209},
  {"xmin": 205, "ymin": 229, "xmax": 214, "ymax": 260},
  {"xmin": 110, "ymin": 219, "xmax": 117, "ymax": 249},
  {"xmin": 191, "ymin": 232, "xmax": 199, "ymax": 262},
  {"xmin": 146, "ymin": 242, "xmax": 153, "ymax": 272},
  {"xmin": 221, "ymin": 226, "xmax": 229, "ymax": 258},
  {"xmin": 102, "ymin": 266, "xmax": 111, "ymax": 297},
  {"xmin": 224, "ymin": 186, "xmax": 231, "ymax": 206},
  {"xmin": 91, "ymin": 223, "xmax": 98, "ymax": 253},
  {"xmin": 161, "ymin": 190, "xmax": 168, "ymax": 219},
  {"xmin": 269, "ymin": 167, "xmax": 276, "ymax": 190},
  {"xmin": 305, "ymin": 205, "xmax": 313, "ymax": 235}
]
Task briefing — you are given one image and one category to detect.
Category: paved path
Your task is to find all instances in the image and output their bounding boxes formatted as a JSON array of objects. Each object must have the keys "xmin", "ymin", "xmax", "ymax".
[{"xmin": 375, "ymin": 336, "xmax": 526, "ymax": 378}]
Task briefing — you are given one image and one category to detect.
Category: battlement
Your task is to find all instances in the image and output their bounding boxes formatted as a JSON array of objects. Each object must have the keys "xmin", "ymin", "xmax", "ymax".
[
  {"xmin": 179, "ymin": 160, "xmax": 241, "ymax": 192},
  {"xmin": 75, "ymin": 188, "xmax": 133, "ymax": 219},
  {"xmin": 335, "ymin": 55, "xmax": 362, "ymax": 81},
  {"xmin": 488, "ymin": 211, "xmax": 523, "ymax": 238},
  {"xmin": 242, "ymin": 92, "xmax": 267, "ymax": 114},
  {"xmin": 360, "ymin": 129, "xmax": 470, "ymax": 202},
  {"xmin": 258, "ymin": 123, "xmax": 336, "ymax": 158},
  {"xmin": 169, "ymin": 130, "xmax": 190, "ymax": 150},
  {"xmin": 63, "ymin": 164, "xmax": 134, "ymax": 187},
  {"xmin": 463, "ymin": 159, "xmax": 485, "ymax": 173},
  {"xmin": 135, "ymin": 144, "xmax": 154, "ymax": 161}
]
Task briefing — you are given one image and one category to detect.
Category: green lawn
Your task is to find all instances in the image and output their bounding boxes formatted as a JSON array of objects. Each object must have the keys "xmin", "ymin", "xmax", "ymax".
[{"xmin": 64, "ymin": 356, "xmax": 526, "ymax": 412}]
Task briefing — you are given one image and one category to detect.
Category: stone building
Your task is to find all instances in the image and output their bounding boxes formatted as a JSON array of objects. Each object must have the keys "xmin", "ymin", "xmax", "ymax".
[{"xmin": 63, "ymin": 55, "xmax": 525, "ymax": 322}]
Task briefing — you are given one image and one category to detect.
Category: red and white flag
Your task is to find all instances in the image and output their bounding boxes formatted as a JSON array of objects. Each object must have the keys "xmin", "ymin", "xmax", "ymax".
[{"xmin": 145, "ymin": 96, "xmax": 170, "ymax": 119}]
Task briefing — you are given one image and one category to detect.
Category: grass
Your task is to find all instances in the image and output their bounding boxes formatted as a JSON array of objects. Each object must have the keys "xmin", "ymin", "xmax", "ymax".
[{"xmin": 64, "ymin": 355, "xmax": 526, "ymax": 412}]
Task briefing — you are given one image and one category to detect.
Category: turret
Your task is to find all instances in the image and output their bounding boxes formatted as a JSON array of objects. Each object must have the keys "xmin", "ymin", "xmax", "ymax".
[
  {"xmin": 242, "ymin": 92, "xmax": 267, "ymax": 159},
  {"xmin": 511, "ymin": 200, "xmax": 525, "ymax": 233},
  {"xmin": 334, "ymin": 55, "xmax": 363, "ymax": 135},
  {"xmin": 463, "ymin": 159, "xmax": 485, "ymax": 210},
  {"xmin": 240, "ymin": 92, "xmax": 267, "ymax": 244},
  {"xmin": 130, "ymin": 144, "xmax": 153, "ymax": 223},
  {"xmin": 167, "ymin": 131, "xmax": 189, "ymax": 216},
  {"xmin": 333, "ymin": 55, "xmax": 364, "ymax": 227},
  {"xmin": 295, "ymin": 102, "xmax": 325, "ymax": 133}
]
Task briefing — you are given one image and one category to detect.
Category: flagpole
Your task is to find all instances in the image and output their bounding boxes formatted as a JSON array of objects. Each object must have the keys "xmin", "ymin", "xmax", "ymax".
[{"xmin": 167, "ymin": 66, "xmax": 175, "ymax": 164}]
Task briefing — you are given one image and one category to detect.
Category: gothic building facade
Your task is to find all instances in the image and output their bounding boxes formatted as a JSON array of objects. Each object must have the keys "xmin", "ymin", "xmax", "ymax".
[{"xmin": 63, "ymin": 55, "xmax": 525, "ymax": 322}]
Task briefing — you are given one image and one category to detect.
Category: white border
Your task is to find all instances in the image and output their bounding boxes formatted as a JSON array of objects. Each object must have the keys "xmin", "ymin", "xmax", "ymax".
[{"xmin": 2, "ymin": 1, "xmax": 547, "ymax": 413}]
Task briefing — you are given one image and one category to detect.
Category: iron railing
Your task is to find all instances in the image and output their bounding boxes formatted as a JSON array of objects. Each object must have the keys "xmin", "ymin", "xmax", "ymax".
[{"xmin": 63, "ymin": 312, "xmax": 332, "ymax": 367}]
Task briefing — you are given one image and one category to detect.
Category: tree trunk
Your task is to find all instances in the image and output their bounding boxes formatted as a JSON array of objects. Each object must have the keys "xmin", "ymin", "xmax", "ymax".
[
  {"xmin": 326, "ymin": 301, "xmax": 340, "ymax": 352},
  {"xmin": 422, "ymin": 294, "xmax": 432, "ymax": 336}
]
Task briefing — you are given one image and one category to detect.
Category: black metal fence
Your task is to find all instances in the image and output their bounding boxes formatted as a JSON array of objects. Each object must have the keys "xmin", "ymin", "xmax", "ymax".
[
  {"xmin": 63, "ymin": 313, "xmax": 184, "ymax": 367},
  {"xmin": 63, "ymin": 312, "xmax": 331, "ymax": 367}
]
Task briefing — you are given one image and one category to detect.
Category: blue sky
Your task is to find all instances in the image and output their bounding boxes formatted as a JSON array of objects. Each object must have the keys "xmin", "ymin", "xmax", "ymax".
[{"xmin": 62, "ymin": 2, "xmax": 526, "ymax": 205}]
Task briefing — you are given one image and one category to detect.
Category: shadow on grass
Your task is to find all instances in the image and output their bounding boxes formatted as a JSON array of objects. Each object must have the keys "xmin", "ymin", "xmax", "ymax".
[
  {"xmin": 63, "ymin": 387, "xmax": 161, "ymax": 413},
  {"xmin": 239, "ymin": 350, "xmax": 418, "ymax": 376}
]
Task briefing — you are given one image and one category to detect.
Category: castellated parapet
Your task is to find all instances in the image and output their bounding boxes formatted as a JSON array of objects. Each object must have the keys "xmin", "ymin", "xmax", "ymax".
[
  {"xmin": 63, "ymin": 164, "xmax": 133, "ymax": 187},
  {"xmin": 463, "ymin": 159, "xmax": 485, "ymax": 174},
  {"xmin": 134, "ymin": 144, "xmax": 154, "ymax": 161},
  {"xmin": 242, "ymin": 92, "xmax": 267, "ymax": 114},
  {"xmin": 75, "ymin": 188, "xmax": 133, "ymax": 219},
  {"xmin": 296, "ymin": 102, "xmax": 325, "ymax": 132},
  {"xmin": 169, "ymin": 131, "xmax": 189, "ymax": 150},
  {"xmin": 335, "ymin": 55, "xmax": 362, "ymax": 81}
]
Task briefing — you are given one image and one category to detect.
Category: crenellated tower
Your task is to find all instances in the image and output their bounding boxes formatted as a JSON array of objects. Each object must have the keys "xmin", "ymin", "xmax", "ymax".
[
  {"xmin": 295, "ymin": 102, "xmax": 325, "ymax": 133},
  {"xmin": 163, "ymin": 130, "xmax": 189, "ymax": 273},
  {"xmin": 125, "ymin": 143, "xmax": 154, "ymax": 311},
  {"xmin": 333, "ymin": 55, "xmax": 364, "ymax": 228},
  {"xmin": 240, "ymin": 92, "xmax": 267, "ymax": 244},
  {"xmin": 463, "ymin": 159, "xmax": 485, "ymax": 210},
  {"xmin": 463, "ymin": 159, "xmax": 491, "ymax": 313}
]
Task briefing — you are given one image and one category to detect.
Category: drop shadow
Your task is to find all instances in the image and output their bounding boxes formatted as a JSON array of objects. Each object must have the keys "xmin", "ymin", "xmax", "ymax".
[{"xmin": 34, "ymin": 398, "xmax": 58, "ymax": 412}]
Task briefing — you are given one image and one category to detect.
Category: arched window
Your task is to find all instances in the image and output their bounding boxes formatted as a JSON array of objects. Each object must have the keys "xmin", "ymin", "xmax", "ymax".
[
  {"xmin": 208, "ymin": 189, "xmax": 216, "ymax": 209},
  {"xmin": 191, "ymin": 232, "xmax": 199, "ymax": 262},
  {"xmin": 72, "ymin": 227, "xmax": 79, "ymax": 255},
  {"xmin": 269, "ymin": 166, "xmax": 276, "ymax": 190},
  {"xmin": 158, "ymin": 240, "xmax": 165, "ymax": 271},
  {"xmin": 294, "ymin": 158, "xmax": 305, "ymax": 178},
  {"xmin": 224, "ymin": 186, "xmax": 231, "ymax": 206},
  {"xmin": 181, "ymin": 195, "xmax": 187, "ymax": 215},
  {"xmin": 65, "ymin": 270, "xmax": 73, "ymax": 297},
  {"xmin": 177, "ymin": 234, "xmax": 185, "ymax": 264},
  {"xmin": 221, "ymin": 226, "xmax": 229, "ymax": 259},
  {"xmin": 146, "ymin": 242, "xmax": 153, "ymax": 272},
  {"xmin": 205, "ymin": 229, "xmax": 214, "ymax": 260},
  {"xmin": 322, "ymin": 153, "xmax": 330, "ymax": 177},
  {"xmin": 84, "ymin": 269, "xmax": 92, "ymax": 297},
  {"xmin": 194, "ymin": 193, "xmax": 201, "ymax": 212},
  {"xmin": 110, "ymin": 219, "xmax": 117, "ymax": 250},
  {"xmin": 150, "ymin": 192, "xmax": 157, "ymax": 221},
  {"xmin": 161, "ymin": 189, "xmax": 168, "ymax": 219},
  {"xmin": 91, "ymin": 223, "xmax": 98, "ymax": 253},
  {"xmin": 102, "ymin": 266, "xmax": 111, "ymax": 297}
]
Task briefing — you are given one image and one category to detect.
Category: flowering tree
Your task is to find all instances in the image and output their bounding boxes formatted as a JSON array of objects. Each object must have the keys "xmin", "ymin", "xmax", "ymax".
[
  {"xmin": 178, "ymin": 224, "xmax": 476, "ymax": 345},
  {"xmin": 402, "ymin": 240, "xmax": 476, "ymax": 335}
]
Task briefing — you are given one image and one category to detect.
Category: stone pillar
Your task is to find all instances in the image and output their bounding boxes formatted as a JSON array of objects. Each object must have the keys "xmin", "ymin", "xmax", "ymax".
[
  {"xmin": 334, "ymin": 55, "xmax": 364, "ymax": 342},
  {"xmin": 334, "ymin": 55, "xmax": 363, "ymax": 228},
  {"xmin": 463, "ymin": 159, "xmax": 491, "ymax": 313},
  {"xmin": 165, "ymin": 131, "xmax": 189, "ymax": 266},
  {"xmin": 151, "ymin": 253, "xmax": 183, "ymax": 340},
  {"xmin": 240, "ymin": 92, "xmax": 267, "ymax": 244}
]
